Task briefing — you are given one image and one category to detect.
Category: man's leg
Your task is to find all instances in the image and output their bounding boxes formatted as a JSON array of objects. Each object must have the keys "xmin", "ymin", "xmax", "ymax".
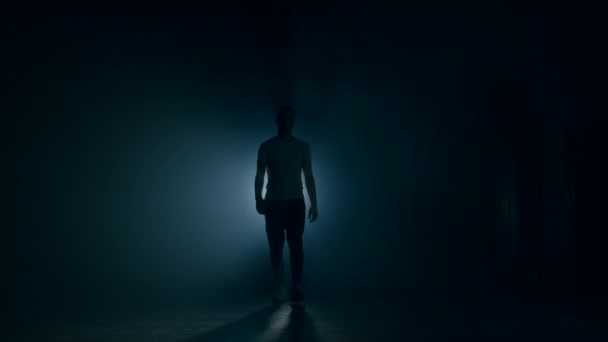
[
  {"xmin": 285, "ymin": 199, "xmax": 306, "ymax": 300},
  {"xmin": 265, "ymin": 200, "xmax": 287, "ymax": 301}
]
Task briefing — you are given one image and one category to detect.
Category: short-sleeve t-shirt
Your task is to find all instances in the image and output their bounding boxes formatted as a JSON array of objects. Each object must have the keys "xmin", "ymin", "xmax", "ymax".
[{"xmin": 258, "ymin": 136, "xmax": 311, "ymax": 200}]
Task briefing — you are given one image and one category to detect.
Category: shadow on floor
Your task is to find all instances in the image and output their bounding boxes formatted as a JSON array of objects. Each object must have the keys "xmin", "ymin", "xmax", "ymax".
[{"xmin": 186, "ymin": 302, "xmax": 323, "ymax": 342}]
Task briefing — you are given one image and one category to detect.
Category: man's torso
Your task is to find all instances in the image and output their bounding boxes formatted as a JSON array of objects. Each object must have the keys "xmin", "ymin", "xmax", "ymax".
[{"xmin": 259, "ymin": 136, "xmax": 309, "ymax": 200}]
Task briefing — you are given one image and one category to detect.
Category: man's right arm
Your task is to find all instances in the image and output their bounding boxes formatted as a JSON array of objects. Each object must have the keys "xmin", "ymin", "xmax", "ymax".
[
  {"xmin": 255, "ymin": 161, "xmax": 265, "ymax": 201},
  {"xmin": 255, "ymin": 144, "xmax": 266, "ymax": 213}
]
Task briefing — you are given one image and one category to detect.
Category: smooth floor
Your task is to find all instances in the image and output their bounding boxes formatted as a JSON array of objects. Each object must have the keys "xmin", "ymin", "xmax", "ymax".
[{"xmin": 3, "ymin": 292, "xmax": 608, "ymax": 341}]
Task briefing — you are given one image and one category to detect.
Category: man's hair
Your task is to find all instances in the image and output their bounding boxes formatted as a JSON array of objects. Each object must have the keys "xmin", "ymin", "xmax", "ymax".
[{"xmin": 277, "ymin": 105, "xmax": 295, "ymax": 116}]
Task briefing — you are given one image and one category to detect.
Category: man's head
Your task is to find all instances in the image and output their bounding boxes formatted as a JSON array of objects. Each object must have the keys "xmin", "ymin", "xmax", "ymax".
[{"xmin": 276, "ymin": 105, "xmax": 295, "ymax": 134}]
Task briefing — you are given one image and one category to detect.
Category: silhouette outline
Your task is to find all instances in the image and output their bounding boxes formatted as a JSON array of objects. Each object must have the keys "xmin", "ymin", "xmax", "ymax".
[{"xmin": 255, "ymin": 105, "xmax": 318, "ymax": 303}]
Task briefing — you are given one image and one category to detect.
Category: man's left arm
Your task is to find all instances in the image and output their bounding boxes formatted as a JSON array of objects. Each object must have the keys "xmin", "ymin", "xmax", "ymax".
[{"xmin": 302, "ymin": 144, "xmax": 318, "ymax": 222}]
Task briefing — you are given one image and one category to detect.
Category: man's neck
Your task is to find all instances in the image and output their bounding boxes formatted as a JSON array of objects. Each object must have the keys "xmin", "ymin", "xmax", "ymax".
[{"xmin": 277, "ymin": 132, "xmax": 294, "ymax": 141}]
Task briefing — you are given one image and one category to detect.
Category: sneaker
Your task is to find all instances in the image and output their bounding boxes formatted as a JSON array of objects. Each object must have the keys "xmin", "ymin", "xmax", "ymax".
[
  {"xmin": 290, "ymin": 283, "xmax": 304, "ymax": 302},
  {"xmin": 272, "ymin": 285, "xmax": 288, "ymax": 303}
]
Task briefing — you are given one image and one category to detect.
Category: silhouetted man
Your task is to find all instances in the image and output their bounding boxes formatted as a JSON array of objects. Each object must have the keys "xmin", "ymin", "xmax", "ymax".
[{"xmin": 255, "ymin": 105, "xmax": 318, "ymax": 302}]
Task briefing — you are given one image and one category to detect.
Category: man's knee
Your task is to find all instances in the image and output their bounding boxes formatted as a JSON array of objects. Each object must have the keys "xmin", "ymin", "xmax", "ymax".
[
  {"xmin": 268, "ymin": 236, "xmax": 284, "ymax": 252},
  {"xmin": 286, "ymin": 225, "xmax": 304, "ymax": 240},
  {"xmin": 286, "ymin": 235, "xmax": 303, "ymax": 250}
]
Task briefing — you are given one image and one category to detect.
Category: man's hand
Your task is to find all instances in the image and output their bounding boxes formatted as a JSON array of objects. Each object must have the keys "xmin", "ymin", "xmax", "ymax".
[
  {"xmin": 256, "ymin": 199, "xmax": 267, "ymax": 215},
  {"xmin": 308, "ymin": 207, "xmax": 318, "ymax": 222}
]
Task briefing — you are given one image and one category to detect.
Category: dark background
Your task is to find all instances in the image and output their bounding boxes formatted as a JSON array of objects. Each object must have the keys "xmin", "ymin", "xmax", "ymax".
[{"xmin": 2, "ymin": 0, "xmax": 607, "ymax": 319}]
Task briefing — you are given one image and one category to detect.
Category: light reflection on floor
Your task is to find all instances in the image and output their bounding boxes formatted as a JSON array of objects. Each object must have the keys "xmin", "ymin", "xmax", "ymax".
[
  {"xmin": 257, "ymin": 303, "xmax": 292, "ymax": 342},
  {"xmin": 4, "ymin": 294, "xmax": 608, "ymax": 341}
]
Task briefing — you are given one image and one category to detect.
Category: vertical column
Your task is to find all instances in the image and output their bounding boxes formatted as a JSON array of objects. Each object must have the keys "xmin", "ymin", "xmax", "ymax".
[
  {"xmin": 539, "ymin": 78, "xmax": 572, "ymax": 305},
  {"xmin": 495, "ymin": 144, "xmax": 520, "ymax": 290}
]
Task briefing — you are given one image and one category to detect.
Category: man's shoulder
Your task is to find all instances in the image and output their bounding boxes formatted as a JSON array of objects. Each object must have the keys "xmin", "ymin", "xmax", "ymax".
[
  {"xmin": 260, "ymin": 137, "xmax": 277, "ymax": 148},
  {"xmin": 260, "ymin": 136, "xmax": 309, "ymax": 149},
  {"xmin": 293, "ymin": 137, "xmax": 309, "ymax": 147}
]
